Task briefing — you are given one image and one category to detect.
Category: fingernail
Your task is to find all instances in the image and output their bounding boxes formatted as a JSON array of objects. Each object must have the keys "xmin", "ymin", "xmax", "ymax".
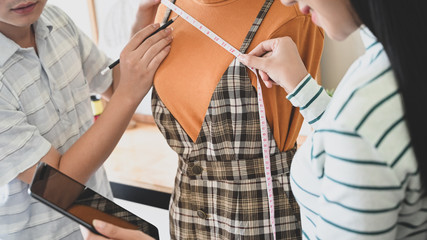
[
  {"xmin": 238, "ymin": 55, "xmax": 247, "ymax": 63},
  {"xmin": 153, "ymin": 23, "xmax": 160, "ymax": 29},
  {"xmin": 93, "ymin": 220, "xmax": 106, "ymax": 230},
  {"xmin": 165, "ymin": 27, "xmax": 172, "ymax": 33}
]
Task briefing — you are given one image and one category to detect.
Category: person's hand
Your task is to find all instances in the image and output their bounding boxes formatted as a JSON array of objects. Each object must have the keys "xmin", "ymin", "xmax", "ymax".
[
  {"xmin": 131, "ymin": 0, "xmax": 162, "ymax": 37},
  {"xmin": 116, "ymin": 23, "xmax": 172, "ymax": 105},
  {"xmin": 83, "ymin": 220, "xmax": 155, "ymax": 240},
  {"xmin": 238, "ymin": 37, "xmax": 308, "ymax": 93}
]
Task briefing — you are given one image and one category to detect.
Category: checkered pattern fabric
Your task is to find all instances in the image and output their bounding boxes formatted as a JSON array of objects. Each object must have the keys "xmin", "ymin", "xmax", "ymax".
[{"xmin": 152, "ymin": 0, "xmax": 302, "ymax": 239}]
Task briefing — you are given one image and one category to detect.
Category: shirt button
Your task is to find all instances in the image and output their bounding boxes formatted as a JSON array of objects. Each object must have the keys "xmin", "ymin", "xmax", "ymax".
[
  {"xmin": 192, "ymin": 165, "xmax": 203, "ymax": 175},
  {"xmin": 197, "ymin": 209, "xmax": 207, "ymax": 219}
]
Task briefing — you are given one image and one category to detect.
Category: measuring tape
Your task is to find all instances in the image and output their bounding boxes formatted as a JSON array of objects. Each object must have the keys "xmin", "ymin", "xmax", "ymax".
[{"xmin": 160, "ymin": 0, "xmax": 276, "ymax": 238}]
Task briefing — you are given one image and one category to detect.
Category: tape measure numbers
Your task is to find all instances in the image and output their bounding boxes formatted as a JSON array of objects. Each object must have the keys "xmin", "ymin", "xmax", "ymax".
[{"xmin": 160, "ymin": 1, "xmax": 277, "ymax": 239}]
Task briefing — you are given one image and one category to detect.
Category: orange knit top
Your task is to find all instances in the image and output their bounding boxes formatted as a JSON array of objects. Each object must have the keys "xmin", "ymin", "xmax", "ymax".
[{"xmin": 153, "ymin": 0, "xmax": 324, "ymax": 151}]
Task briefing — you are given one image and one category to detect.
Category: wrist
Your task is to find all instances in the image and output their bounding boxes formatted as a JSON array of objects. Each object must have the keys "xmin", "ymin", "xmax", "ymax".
[
  {"xmin": 282, "ymin": 70, "xmax": 309, "ymax": 93},
  {"xmin": 287, "ymin": 73, "xmax": 312, "ymax": 95},
  {"xmin": 111, "ymin": 87, "xmax": 142, "ymax": 111}
]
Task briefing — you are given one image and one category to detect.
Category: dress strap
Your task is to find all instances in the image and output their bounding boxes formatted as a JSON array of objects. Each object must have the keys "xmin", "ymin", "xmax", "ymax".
[{"xmin": 239, "ymin": 0, "xmax": 274, "ymax": 53}]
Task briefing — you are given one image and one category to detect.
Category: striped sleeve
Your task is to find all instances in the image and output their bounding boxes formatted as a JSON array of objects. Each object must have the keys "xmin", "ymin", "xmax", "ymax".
[
  {"xmin": 0, "ymin": 82, "xmax": 51, "ymax": 185},
  {"xmin": 291, "ymin": 123, "xmax": 407, "ymax": 239},
  {"xmin": 314, "ymin": 124, "xmax": 403, "ymax": 239},
  {"xmin": 291, "ymin": 30, "xmax": 426, "ymax": 240},
  {"xmin": 291, "ymin": 72, "xmax": 421, "ymax": 239},
  {"xmin": 286, "ymin": 74, "xmax": 331, "ymax": 129}
]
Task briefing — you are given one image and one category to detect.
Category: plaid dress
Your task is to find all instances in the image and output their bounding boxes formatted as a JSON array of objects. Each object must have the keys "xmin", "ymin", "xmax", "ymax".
[{"xmin": 152, "ymin": 1, "xmax": 302, "ymax": 239}]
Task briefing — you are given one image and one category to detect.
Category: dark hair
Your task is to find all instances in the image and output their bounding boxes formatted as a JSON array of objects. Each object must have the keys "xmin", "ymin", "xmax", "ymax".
[{"xmin": 349, "ymin": 0, "xmax": 427, "ymax": 192}]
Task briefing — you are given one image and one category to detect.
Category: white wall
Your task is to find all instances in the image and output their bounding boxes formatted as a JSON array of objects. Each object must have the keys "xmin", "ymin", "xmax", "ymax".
[
  {"xmin": 48, "ymin": 0, "xmax": 92, "ymax": 38},
  {"xmin": 320, "ymin": 30, "xmax": 365, "ymax": 90},
  {"xmin": 95, "ymin": 0, "xmax": 154, "ymax": 116}
]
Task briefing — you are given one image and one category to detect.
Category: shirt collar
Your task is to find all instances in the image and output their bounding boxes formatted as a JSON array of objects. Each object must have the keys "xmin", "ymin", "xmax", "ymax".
[
  {"xmin": 0, "ymin": 32, "xmax": 19, "ymax": 67},
  {"xmin": 33, "ymin": 11, "xmax": 54, "ymax": 39},
  {"xmin": 0, "ymin": 13, "xmax": 53, "ymax": 67},
  {"xmin": 359, "ymin": 25, "xmax": 378, "ymax": 50}
]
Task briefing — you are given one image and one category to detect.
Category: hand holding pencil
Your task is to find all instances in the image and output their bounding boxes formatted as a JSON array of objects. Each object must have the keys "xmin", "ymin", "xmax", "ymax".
[
  {"xmin": 101, "ymin": 15, "xmax": 178, "ymax": 75},
  {"xmin": 113, "ymin": 22, "xmax": 173, "ymax": 104}
]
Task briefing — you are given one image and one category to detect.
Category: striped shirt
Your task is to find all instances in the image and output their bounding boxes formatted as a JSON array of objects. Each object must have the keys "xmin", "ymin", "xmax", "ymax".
[
  {"xmin": 288, "ymin": 27, "xmax": 427, "ymax": 239},
  {"xmin": 0, "ymin": 5, "xmax": 113, "ymax": 240}
]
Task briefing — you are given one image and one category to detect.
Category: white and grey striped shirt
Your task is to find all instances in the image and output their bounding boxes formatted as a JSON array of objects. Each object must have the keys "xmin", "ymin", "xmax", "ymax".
[
  {"xmin": 0, "ymin": 5, "xmax": 113, "ymax": 240},
  {"xmin": 289, "ymin": 28, "xmax": 427, "ymax": 239}
]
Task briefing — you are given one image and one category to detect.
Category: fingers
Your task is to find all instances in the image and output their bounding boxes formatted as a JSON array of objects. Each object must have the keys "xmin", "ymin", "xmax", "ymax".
[
  {"xmin": 120, "ymin": 26, "xmax": 172, "ymax": 74},
  {"xmin": 93, "ymin": 220, "xmax": 120, "ymax": 238},
  {"xmin": 239, "ymin": 36, "xmax": 294, "ymax": 68},
  {"xmin": 83, "ymin": 224, "xmax": 107, "ymax": 240},
  {"xmin": 238, "ymin": 38, "xmax": 282, "ymax": 71},
  {"xmin": 248, "ymin": 38, "xmax": 278, "ymax": 57},
  {"xmin": 146, "ymin": 44, "xmax": 171, "ymax": 71},
  {"xmin": 238, "ymin": 54, "xmax": 269, "ymax": 73},
  {"xmin": 134, "ymin": 27, "xmax": 173, "ymax": 65},
  {"xmin": 259, "ymin": 71, "xmax": 274, "ymax": 88},
  {"xmin": 92, "ymin": 220, "xmax": 130, "ymax": 239},
  {"xmin": 124, "ymin": 23, "xmax": 161, "ymax": 52},
  {"xmin": 91, "ymin": 220, "xmax": 154, "ymax": 240}
]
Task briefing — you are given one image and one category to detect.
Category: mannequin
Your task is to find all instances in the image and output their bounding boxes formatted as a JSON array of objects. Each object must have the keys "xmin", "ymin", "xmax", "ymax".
[
  {"xmin": 152, "ymin": 0, "xmax": 324, "ymax": 239},
  {"xmin": 154, "ymin": 0, "xmax": 324, "ymax": 150}
]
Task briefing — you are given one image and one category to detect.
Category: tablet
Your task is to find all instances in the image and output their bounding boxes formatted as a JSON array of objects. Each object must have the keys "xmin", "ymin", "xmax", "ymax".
[{"xmin": 29, "ymin": 162, "xmax": 159, "ymax": 239}]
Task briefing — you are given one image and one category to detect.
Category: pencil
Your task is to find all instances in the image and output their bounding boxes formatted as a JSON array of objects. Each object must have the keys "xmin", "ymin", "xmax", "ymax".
[{"xmin": 101, "ymin": 15, "xmax": 179, "ymax": 75}]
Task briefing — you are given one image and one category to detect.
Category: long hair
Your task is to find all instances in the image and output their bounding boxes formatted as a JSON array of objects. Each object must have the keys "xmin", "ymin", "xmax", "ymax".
[{"xmin": 349, "ymin": 0, "xmax": 427, "ymax": 192}]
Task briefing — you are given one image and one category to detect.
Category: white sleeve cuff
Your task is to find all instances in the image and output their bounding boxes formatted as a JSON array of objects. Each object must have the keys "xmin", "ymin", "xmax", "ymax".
[{"xmin": 286, "ymin": 74, "xmax": 321, "ymax": 108}]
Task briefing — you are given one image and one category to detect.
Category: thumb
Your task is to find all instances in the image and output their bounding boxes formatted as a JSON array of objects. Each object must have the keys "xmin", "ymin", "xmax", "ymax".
[
  {"xmin": 93, "ymin": 220, "xmax": 127, "ymax": 239},
  {"xmin": 238, "ymin": 54, "xmax": 268, "ymax": 73},
  {"xmin": 93, "ymin": 220, "xmax": 114, "ymax": 237},
  {"xmin": 93, "ymin": 220, "xmax": 154, "ymax": 240}
]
